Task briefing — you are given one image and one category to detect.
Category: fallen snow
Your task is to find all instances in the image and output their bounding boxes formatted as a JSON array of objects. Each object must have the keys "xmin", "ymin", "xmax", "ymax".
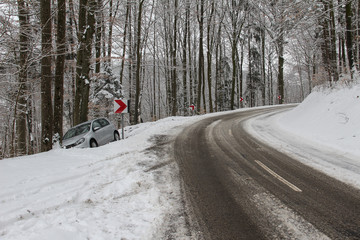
[
  {"xmin": 246, "ymin": 81, "xmax": 360, "ymax": 188},
  {"xmin": 0, "ymin": 117, "xmax": 201, "ymax": 240},
  {"xmin": 1, "ymin": 81, "xmax": 359, "ymax": 239}
]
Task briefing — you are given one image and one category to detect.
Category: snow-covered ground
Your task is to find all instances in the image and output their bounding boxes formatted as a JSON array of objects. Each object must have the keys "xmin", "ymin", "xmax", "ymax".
[
  {"xmin": 1, "ymin": 81, "xmax": 359, "ymax": 239},
  {"xmin": 247, "ymin": 81, "xmax": 360, "ymax": 188},
  {"xmin": 0, "ymin": 117, "xmax": 202, "ymax": 240}
]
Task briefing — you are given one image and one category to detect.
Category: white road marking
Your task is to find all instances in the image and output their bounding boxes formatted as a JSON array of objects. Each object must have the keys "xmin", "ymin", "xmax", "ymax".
[
  {"xmin": 228, "ymin": 129, "xmax": 233, "ymax": 136},
  {"xmin": 255, "ymin": 160, "xmax": 302, "ymax": 192}
]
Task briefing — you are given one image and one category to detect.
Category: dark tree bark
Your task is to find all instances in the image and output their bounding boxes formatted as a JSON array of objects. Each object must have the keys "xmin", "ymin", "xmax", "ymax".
[
  {"xmin": 319, "ymin": 0, "xmax": 338, "ymax": 84},
  {"xmin": 345, "ymin": 0, "xmax": 354, "ymax": 75},
  {"xmin": 74, "ymin": 0, "xmax": 96, "ymax": 125},
  {"xmin": 54, "ymin": 0, "xmax": 66, "ymax": 141},
  {"xmin": 79, "ymin": 0, "xmax": 96, "ymax": 122},
  {"xmin": 40, "ymin": 0, "xmax": 53, "ymax": 151},
  {"xmin": 197, "ymin": 0, "xmax": 204, "ymax": 113},
  {"xmin": 107, "ymin": 0, "xmax": 113, "ymax": 63},
  {"xmin": 261, "ymin": 27, "xmax": 266, "ymax": 106},
  {"xmin": 319, "ymin": 3, "xmax": 332, "ymax": 83},
  {"xmin": 16, "ymin": 0, "xmax": 30, "ymax": 155},
  {"xmin": 119, "ymin": 0, "xmax": 130, "ymax": 86},
  {"xmin": 206, "ymin": 0, "xmax": 215, "ymax": 113},
  {"xmin": 73, "ymin": 0, "xmax": 88, "ymax": 125},
  {"xmin": 182, "ymin": 0, "xmax": 189, "ymax": 115},
  {"xmin": 95, "ymin": 0, "xmax": 102, "ymax": 73},
  {"xmin": 277, "ymin": 30, "xmax": 284, "ymax": 104},
  {"xmin": 229, "ymin": 0, "xmax": 246, "ymax": 110},
  {"xmin": 171, "ymin": 0, "xmax": 178, "ymax": 116},
  {"xmin": 329, "ymin": 0, "xmax": 339, "ymax": 81}
]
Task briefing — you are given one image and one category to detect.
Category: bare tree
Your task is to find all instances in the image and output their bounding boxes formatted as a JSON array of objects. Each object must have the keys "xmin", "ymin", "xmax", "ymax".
[
  {"xmin": 16, "ymin": 0, "xmax": 30, "ymax": 155},
  {"xmin": 74, "ymin": 0, "xmax": 96, "ymax": 125},
  {"xmin": 40, "ymin": 0, "xmax": 53, "ymax": 152},
  {"xmin": 196, "ymin": 0, "xmax": 205, "ymax": 113},
  {"xmin": 134, "ymin": 0, "xmax": 145, "ymax": 124},
  {"xmin": 171, "ymin": 0, "xmax": 178, "ymax": 116},
  {"xmin": 54, "ymin": 0, "xmax": 67, "ymax": 141}
]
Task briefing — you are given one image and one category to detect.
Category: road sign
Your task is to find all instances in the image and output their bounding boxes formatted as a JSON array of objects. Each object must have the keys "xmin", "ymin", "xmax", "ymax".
[
  {"xmin": 240, "ymin": 97, "xmax": 244, "ymax": 102},
  {"xmin": 189, "ymin": 104, "xmax": 195, "ymax": 111},
  {"xmin": 114, "ymin": 99, "xmax": 128, "ymax": 114}
]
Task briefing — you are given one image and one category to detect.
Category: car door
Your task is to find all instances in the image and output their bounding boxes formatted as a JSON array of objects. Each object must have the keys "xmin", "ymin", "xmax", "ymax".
[
  {"xmin": 92, "ymin": 119, "xmax": 107, "ymax": 145},
  {"xmin": 98, "ymin": 118, "xmax": 113, "ymax": 143}
]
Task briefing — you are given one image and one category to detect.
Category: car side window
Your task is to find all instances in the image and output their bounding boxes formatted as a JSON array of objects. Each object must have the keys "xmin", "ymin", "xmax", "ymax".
[
  {"xmin": 99, "ymin": 118, "xmax": 110, "ymax": 127},
  {"xmin": 92, "ymin": 120, "xmax": 101, "ymax": 130}
]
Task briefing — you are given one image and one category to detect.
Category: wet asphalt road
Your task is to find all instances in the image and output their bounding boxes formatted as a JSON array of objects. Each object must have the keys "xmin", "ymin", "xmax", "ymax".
[{"xmin": 174, "ymin": 106, "xmax": 360, "ymax": 239}]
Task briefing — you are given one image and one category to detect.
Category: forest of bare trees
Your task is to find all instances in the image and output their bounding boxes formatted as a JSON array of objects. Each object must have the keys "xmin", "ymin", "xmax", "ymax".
[{"xmin": 0, "ymin": 0, "xmax": 359, "ymax": 158}]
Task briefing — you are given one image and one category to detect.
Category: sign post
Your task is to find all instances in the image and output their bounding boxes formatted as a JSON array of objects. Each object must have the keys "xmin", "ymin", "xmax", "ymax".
[
  {"xmin": 189, "ymin": 104, "xmax": 195, "ymax": 115},
  {"xmin": 114, "ymin": 99, "xmax": 129, "ymax": 139}
]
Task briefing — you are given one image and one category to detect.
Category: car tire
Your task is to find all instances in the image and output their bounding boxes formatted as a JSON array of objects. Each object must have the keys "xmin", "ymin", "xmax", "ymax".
[
  {"xmin": 114, "ymin": 131, "xmax": 120, "ymax": 141},
  {"xmin": 90, "ymin": 139, "xmax": 98, "ymax": 148}
]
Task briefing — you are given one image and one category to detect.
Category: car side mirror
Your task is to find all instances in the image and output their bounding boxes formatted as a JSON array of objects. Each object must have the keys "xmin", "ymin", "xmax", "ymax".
[{"xmin": 93, "ymin": 126, "xmax": 100, "ymax": 132}]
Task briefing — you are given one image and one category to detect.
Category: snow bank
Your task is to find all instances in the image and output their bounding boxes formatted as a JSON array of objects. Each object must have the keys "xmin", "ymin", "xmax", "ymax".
[
  {"xmin": 245, "ymin": 81, "xmax": 360, "ymax": 188},
  {"xmin": 279, "ymin": 81, "xmax": 360, "ymax": 157},
  {"xmin": 0, "ymin": 117, "xmax": 198, "ymax": 240}
]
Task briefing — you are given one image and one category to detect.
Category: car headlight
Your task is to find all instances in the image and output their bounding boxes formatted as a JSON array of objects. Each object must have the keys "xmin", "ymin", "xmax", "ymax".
[{"xmin": 75, "ymin": 138, "xmax": 85, "ymax": 146}]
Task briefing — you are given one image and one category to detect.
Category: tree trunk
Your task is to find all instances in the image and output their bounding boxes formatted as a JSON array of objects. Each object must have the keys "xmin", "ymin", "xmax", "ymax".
[
  {"xmin": 16, "ymin": 0, "xmax": 30, "ymax": 155},
  {"xmin": 206, "ymin": 0, "xmax": 215, "ymax": 113},
  {"xmin": 54, "ymin": 0, "xmax": 66, "ymax": 141},
  {"xmin": 329, "ymin": 0, "xmax": 339, "ymax": 82},
  {"xmin": 74, "ymin": 0, "xmax": 88, "ymax": 125},
  {"xmin": 108, "ymin": 0, "xmax": 113, "ymax": 64},
  {"xmin": 95, "ymin": 0, "xmax": 102, "ymax": 73},
  {"xmin": 239, "ymin": 39, "xmax": 244, "ymax": 108},
  {"xmin": 119, "ymin": 0, "xmax": 130, "ymax": 86},
  {"xmin": 182, "ymin": 0, "xmax": 189, "ymax": 115},
  {"xmin": 79, "ymin": 0, "xmax": 96, "ymax": 122},
  {"xmin": 277, "ymin": 31, "xmax": 284, "ymax": 104},
  {"xmin": 320, "ymin": 6, "xmax": 332, "ymax": 83},
  {"xmin": 74, "ymin": 0, "xmax": 96, "ymax": 125},
  {"xmin": 134, "ymin": 0, "xmax": 145, "ymax": 124},
  {"xmin": 197, "ymin": 0, "xmax": 204, "ymax": 113},
  {"xmin": 261, "ymin": 27, "xmax": 266, "ymax": 106},
  {"xmin": 346, "ymin": 0, "xmax": 354, "ymax": 75},
  {"xmin": 171, "ymin": 0, "xmax": 178, "ymax": 116},
  {"xmin": 40, "ymin": 0, "xmax": 53, "ymax": 151}
]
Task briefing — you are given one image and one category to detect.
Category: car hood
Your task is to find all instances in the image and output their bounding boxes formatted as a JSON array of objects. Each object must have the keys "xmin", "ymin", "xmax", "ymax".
[{"xmin": 62, "ymin": 132, "xmax": 89, "ymax": 146}]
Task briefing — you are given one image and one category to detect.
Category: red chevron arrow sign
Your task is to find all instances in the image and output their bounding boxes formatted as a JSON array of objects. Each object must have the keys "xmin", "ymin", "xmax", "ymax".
[{"xmin": 114, "ymin": 99, "xmax": 128, "ymax": 114}]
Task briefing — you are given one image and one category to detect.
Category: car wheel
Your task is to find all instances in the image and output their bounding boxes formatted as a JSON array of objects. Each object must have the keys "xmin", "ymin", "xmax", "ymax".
[
  {"xmin": 90, "ymin": 139, "xmax": 98, "ymax": 148},
  {"xmin": 114, "ymin": 131, "xmax": 120, "ymax": 141}
]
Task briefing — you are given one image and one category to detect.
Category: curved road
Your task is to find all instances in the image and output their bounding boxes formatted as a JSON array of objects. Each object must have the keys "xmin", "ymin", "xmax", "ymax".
[{"xmin": 174, "ymin": 106, "xmax": 360, "ymax": 239}]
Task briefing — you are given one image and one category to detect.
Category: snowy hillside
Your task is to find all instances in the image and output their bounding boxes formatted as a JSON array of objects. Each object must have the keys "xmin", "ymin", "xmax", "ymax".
[
  {"xmin": 0, "ymin": 117, "xmax": 202, "ymax": 240},
  {"xmin": 247, "ymin": 81, "xmax": 360, "ymax": 188},
  {"xmin": 280, "ymin": 82, "xmax": 360, "ymax": 157},
  {"xmin": 1, "ymin": 81, "xmax": 359, "ymax": 239}
]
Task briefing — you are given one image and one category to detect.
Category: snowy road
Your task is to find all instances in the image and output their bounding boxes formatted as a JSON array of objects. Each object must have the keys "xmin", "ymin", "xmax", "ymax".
[{"xmin": 174, "ymin": 106, "xmax": 360, "ymax": 239}]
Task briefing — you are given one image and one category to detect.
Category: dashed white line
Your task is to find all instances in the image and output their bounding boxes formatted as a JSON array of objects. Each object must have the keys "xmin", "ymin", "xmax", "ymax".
[{"xmin": 255, "ymin": 160, "xmax": 302, "ymax": 192}]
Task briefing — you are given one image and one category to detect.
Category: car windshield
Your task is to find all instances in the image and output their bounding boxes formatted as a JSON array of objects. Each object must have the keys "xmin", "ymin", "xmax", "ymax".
[{"xmin": 63, "ymin": 123, "xmax": 91, "ymax": 140}]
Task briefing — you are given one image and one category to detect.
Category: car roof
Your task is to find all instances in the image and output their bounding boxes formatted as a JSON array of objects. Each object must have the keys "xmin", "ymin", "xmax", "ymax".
[{"xmin": 71, "ymin": 118, "xmax": 108, "ymax": 128}]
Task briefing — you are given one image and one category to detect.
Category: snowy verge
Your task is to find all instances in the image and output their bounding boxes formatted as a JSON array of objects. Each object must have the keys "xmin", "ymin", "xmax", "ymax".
[
  {"xmin": 1, "ymin": 106, "xmax": 260, "ymax": 240},
  {"xmin": 0, "ymin": 116, "xmax": 204, "ymax": 240},
  {"xmin": 280, "ymin": 83, "xmax": 360, "ymax": 157},
  {"xmin": 246, "ymin": 82, "xmax": 360, "ymax": 189}
]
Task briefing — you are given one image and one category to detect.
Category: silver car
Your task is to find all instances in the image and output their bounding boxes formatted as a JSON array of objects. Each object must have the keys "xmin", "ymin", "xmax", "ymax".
[{"xmin": 62, "ymin": 118, "xmax": 120, "ymax": 148}]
